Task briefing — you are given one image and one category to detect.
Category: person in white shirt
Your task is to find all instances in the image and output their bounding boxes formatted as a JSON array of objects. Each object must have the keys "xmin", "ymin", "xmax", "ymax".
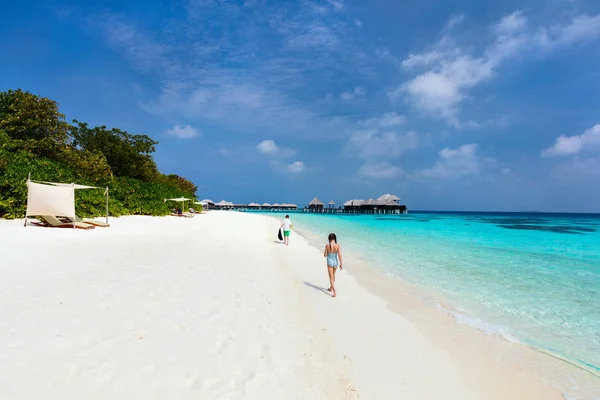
[{"xmin": 279, "ymin": 215, "xmax": 293, "ymax": 245}]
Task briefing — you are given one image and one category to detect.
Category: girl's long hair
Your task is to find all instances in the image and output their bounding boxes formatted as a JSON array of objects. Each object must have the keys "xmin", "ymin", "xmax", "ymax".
[{"xmin": 328, "ymin": 233, "xmax": 337, "ymax": 243}]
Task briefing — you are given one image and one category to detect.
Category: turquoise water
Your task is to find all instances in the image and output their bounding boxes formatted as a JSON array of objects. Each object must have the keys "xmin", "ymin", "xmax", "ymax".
[{"xmin": 266, "ymin": 212, "xmax": 600, "ymax": 375}]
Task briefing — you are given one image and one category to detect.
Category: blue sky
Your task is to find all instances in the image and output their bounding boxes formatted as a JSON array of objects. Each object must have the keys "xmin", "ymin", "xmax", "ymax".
[{"xmin": 2, "ymin": 0, "xmax": 600, "ymax": 212}]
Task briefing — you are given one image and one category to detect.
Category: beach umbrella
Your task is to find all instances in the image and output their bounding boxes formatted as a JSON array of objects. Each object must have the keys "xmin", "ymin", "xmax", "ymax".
[{"xmin": 166, "ymin": 197, "xmax": 192, "ymax": 213}]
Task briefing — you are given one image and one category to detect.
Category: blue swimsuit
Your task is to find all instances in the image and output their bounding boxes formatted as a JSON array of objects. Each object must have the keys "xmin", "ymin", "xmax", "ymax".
[{"xmin": 326, "ymin": 244, "xmax": 339, "ymax": 268}]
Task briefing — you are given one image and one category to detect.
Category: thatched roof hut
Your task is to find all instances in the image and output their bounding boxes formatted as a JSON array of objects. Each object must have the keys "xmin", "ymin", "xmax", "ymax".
[
  {"xmin": 377, "ymin": 194, "xmax": 401, "ymax": 202},
  {"xmin": 308, "ymin": 197, "xmax": 324, "ymax": 209},
  {"xmin": 343, "ymin": 199, "xmax": 364, "ymax": 207}
]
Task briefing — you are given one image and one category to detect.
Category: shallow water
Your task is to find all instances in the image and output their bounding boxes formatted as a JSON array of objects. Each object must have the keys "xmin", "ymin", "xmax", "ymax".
[{"xmin": 264, "ymin": 211, "xmax": 600, "ymax": 376}]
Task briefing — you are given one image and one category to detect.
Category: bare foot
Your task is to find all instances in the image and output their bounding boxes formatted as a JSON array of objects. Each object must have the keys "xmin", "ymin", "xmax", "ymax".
[
  {"xmin": 332, "ymin": 289, "xmax": 337, "ymax": 298},
  {"xmin": 327, "ymin": 287, "xmax": 332, "ymax": 292}
]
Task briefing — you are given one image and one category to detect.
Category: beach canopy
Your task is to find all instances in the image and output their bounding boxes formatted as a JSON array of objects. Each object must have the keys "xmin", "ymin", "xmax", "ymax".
[
  {"xmin": 26, "ymin": 181, "xmax": 75, "ymax": 221},
  {"xmin": 25, "ymin": 179, "xmax": 109, "ymax": 227},
  {"xmin": 36, "ymin": 181, "xmax": 101, "ymax": 190},
  {"xmin": 167, "ymin": 197, "xmax": 192, "ymax": 202},
  {"xmin": 378, "ymin": 193, "xmax": 401, "ymax": 202}
]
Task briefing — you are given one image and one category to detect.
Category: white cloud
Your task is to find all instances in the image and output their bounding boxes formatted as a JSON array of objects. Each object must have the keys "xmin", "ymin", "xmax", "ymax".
[
  {"xmin": 327, "ymin": 0, "xmax": 344, "ymax": 11},
  {"xmin": 340, "ymin": 86, "xmax": 365, "ymax": 101},
  {"xmin": 422, "ymin": 143, "xmax": 481, "ymax": 178},
  {"xmin": 537, "ymin": 15, "xmax": 600, "ymax": 49},
  {"xmin": 398, "ymin": 57, "xmax": 494, "ymax": 124},
  {"xmin": 345, "ymin": 130, "xmax": 419, "ymax": 158},
  {"xmin": 361, "ymin": 112, "xmax": 406, "ymax": 128},
  {"xmin": 542, "ymin": 124, "xmax": 600, "ymax": 156},
  {"xmin": 344, "ymin": 112, "xmax": 415, "ymax": 158},
  {"xmin": 395, "ymin": 11, "xmax": 600, "ymax": 124},
  {"xmin": 257, "ymin": 139, "xmax": 279, "ymax": 154},
  {"xmin": 446, "ymin": 14, "xmax": 465, "ymax": 30},
  {"xmin": 358, "ymin": 162, "xmax": 404, "ymax": 179},
  {"xmin": 401, "ymin": 51, "xmax": 444, "ymax": 70},
  {"xmin": 166, "ymin": 124, "xmax": 199, "ymax": 139},
  {"xmin": 287, "ymin": 161, "xmax": 305, "ymax": 173},
  {"xmin": 257, "ymin": 139, "xmax": 295, "ymax": 157},
  {"xmin": 495, "ymin": 11, "xmax": 527, "ymax": 35},
  {"xmin": 89, "ymin": 4, "xmax": 369, "ymax": 141},
  {"xmin": 355, "ymin": 18, "xmax": 363, "ymax": 27}
]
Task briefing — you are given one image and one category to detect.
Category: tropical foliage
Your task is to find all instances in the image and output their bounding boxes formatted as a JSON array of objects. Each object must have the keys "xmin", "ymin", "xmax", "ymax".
[{"xmin": 0, "ymin": 89, "xmax": 197, "ymax": 219}]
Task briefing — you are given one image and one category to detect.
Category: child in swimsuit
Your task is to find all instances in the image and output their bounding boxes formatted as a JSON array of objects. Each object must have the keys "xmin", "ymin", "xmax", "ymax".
[{"xmin": 324, "ymin": 233, "xmax": 343, "ymax": 298}]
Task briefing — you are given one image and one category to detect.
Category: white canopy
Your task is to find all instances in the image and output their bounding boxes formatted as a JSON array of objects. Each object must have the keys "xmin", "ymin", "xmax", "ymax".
[
  {"xmin": 36, "ymin": 181, "xmax": 100, "ymax": 190},
  {"xmin": 167, "ymin": 197, "xmax": 192, "ymax": 202},
  {"xmin": 26, "ymin": 181, "xmax": 75, "ymax": 220},
  {"xmin": 25, "ymin": 179, "xmax": 110, "ymax": 227}
]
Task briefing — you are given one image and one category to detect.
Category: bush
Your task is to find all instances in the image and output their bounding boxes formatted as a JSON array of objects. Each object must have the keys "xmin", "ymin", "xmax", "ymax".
[{"xmin": 0, "ymin": 89, "xmax": 197, "ymax": 219}]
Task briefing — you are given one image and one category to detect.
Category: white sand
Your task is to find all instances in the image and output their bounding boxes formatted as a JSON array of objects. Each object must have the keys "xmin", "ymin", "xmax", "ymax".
[{"xmin": 0, "ymin": 212, "xmax": 581, "ymax": 399}]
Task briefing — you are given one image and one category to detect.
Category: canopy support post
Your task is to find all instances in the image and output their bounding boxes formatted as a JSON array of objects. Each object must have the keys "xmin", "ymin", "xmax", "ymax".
[
  {"xmin": 24, "ymin": 173, "xmax": 31, "ymax": 227},
  {"xmin": 72, "ymin": 183, "xmax": 76, "ymax": 229},
  {"xmin": 105, "ymin": 187, "xmax": 109, "ymax": 224}
]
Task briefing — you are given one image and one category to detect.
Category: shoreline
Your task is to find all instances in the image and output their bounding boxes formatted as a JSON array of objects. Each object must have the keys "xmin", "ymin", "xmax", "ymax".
[
  {"xmin": 0, "ymin": 212, "xmax": 597, "ymax": 399},
  {"xmin": 270, "ymin": 214, "xmax": 600, "ymax": 399}
]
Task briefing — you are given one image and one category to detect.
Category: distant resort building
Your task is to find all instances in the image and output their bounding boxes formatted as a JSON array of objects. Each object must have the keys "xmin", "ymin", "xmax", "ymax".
[
  {"xmin": 307, "ymin": 197, "xmax": 324, "ymax": 211},
  {"xmin": 308, "ymin": 194, "xmax": 407, "ymax": 214},
  {"xmin": 201, "ymin": 194, "xmax": 406, "ymax": 214},
  {"xmin": 207, "ymin": 201, "xmax": 298, "ymax": 211}
]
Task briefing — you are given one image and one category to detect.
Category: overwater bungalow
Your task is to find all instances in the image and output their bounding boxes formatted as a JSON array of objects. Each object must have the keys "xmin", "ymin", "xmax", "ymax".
[
  {"xmin": 307, "ymin": 197, "xmax": 324, "ymax": 211},
  {"xmin": 214, "ymin": 200, "xmax": 234, "ymax": 210},
  {"xmin": 201, "ymin": 199, "xmax": 215, "ymax": 210},
  {"xmin": 339, "ymin": 194, "xmax": 407, "ymax": 214}
]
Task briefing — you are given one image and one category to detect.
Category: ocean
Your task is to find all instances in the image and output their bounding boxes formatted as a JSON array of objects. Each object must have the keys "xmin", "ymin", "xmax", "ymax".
[{"xmin": 267, "ymin": 211, "xmax": 600, "ymax": 376}]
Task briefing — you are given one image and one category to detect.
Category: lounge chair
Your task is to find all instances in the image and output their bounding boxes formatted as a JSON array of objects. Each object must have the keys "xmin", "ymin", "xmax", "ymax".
[
  {"xmin": 69, "ymin": 215, "xmax": 110, "ymax": 227},
  {"xmin": 33, "ymin": 215, "xmax": 96, "ymax": 230},
  {"xmin": 171, "ymin": 212, "xmax": 194, "ymax": 218}
]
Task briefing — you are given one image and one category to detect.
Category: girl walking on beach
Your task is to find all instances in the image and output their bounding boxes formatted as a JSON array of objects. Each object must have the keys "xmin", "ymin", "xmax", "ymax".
[{"xmin": 324, "ymin": 233, "xmax": 343, "ymax": 298}]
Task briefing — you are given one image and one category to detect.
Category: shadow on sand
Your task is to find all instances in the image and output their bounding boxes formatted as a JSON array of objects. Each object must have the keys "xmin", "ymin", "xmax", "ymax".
[
  {"xmin": 303, "ymin": 281, "xmax": 331, "ymax": 296},
  {"xmin": 272, "ymin": 241, "xmax": 285, "ymax": 245}
]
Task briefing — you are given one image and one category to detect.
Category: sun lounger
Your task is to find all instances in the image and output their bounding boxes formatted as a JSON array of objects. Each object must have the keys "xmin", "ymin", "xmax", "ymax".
[
  {"xmin": 70, "ymin": 215, "xmax": 110, "ymax": 227},
  {"xmin": 33, "ymin": 215, "xmax": 96, "ymax": 230},
  {"xmin": 171, "ymin": 213, "xmax": 194, "ymax": 218}
]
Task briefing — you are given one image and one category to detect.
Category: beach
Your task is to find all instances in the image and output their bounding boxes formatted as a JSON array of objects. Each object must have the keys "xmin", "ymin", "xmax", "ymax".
[{"xmin": 0, "ymin": 212, "xmax": 595, "ymax": 399}]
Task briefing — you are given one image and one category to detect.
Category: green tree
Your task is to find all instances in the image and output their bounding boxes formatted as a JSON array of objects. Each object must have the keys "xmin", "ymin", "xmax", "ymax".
[
  {"xmin": 156, "ymin": 173, "xmax": 198, "ymax": 194},
  {"xmin": 69, "ymin": 120, "xmax": 159, "ymax": 181},
  {"xmin": 0, "ymin": 89, "xmax": 69, "ymax": 144}
]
